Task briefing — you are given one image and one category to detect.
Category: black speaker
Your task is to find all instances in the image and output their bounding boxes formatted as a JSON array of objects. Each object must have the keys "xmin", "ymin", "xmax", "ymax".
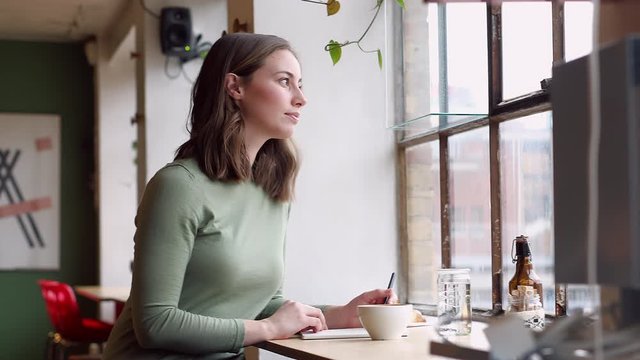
[{"xmin": 160, "ymin": 7, "xmax": 193, "ymax": 56}]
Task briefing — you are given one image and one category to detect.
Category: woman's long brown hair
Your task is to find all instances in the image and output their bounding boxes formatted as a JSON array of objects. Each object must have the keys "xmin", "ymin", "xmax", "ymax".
[{"xmin": 175, "ymin": 33, "xmax": 299, "ymax": 202}]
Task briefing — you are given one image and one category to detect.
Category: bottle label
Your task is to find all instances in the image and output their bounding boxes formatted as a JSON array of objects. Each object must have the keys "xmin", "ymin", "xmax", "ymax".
[{"xmin": 511, "ymin": 309, "xmax": 545, "ymax": 331}]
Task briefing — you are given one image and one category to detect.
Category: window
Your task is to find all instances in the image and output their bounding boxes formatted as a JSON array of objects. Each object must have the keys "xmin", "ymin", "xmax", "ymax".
[
  {"xmin": 405, "ymin": 143, "xmax": 441, "ymax": 305},
  {"xmin": 450, "ymin": 128, "xmax": 491, "ymax": 309},
  {"xmin": 500, "ymin": 113, "xmax": 554, "ymax": 314},
  {"xmin": 398, "ymin": 0, "xmax": 593, "ymax": 315},
  {"xmin": 502, "ymin": 2, "xmax": 552, "ymax": 100}
]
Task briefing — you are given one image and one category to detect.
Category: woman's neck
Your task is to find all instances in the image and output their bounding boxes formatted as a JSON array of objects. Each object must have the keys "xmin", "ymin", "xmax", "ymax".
[{"xmin": 243, "ymin": 128, "xmax": 267, "ymax": 166}]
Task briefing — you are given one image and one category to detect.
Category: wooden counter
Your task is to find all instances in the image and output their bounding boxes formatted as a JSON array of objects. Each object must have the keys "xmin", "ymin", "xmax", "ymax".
[{"xmin": 257, "ymin": 319, "xmax": 490, "ymax": 360}]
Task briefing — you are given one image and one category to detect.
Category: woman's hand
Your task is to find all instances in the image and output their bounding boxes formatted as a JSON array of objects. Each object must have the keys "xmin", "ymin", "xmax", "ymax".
[
  {"xmin": 264, "ymin": 300, "xmax": 328, "ymax": 339},
  {"xmin": 244, "ymin": 300, "xmax": 327, "ymax": 345},
  {"xmin": 323, "ymin": 288, "xmax": 397, "ymax": 329}
]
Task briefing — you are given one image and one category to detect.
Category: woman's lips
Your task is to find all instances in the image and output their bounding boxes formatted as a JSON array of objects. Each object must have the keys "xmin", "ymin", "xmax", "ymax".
[{"xmin": 285, "ymin": 112, "xmax": 300, "ymax": 124}]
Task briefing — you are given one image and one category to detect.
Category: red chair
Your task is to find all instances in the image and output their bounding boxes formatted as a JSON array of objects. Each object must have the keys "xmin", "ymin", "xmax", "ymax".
[{"xmin": 38, "ymin": 280, "xmax": 113, "ymax": 359}]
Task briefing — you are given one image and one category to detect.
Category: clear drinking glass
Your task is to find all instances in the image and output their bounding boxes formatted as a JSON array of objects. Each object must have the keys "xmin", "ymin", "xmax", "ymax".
[{"xmin": 436, "ymin": 268, "xmax": 472, "ymax": 336}]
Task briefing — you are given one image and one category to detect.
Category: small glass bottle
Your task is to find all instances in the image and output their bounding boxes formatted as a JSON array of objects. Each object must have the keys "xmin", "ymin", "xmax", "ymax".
[
  {"xmin": 508, "ymin": 235, "xmax": 543, "ymax": 306},
  {"xmin": 507, "ymin": 235, "xmax": 545, "ymax": 331}
]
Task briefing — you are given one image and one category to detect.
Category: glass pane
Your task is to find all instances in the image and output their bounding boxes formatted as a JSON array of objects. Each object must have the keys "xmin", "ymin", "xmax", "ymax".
[
  {"xmin": 500, "ymin": 112, "xmax": 555, "ymax": 314},
  {"xmin": 400, "ymin": 0, "xmax": 487, "ymax": 137},
  {"xmin": 566, "ymin": 284, "xmax": 600, "ymax": 316},
  {"xmin": 406, "ymin": 142, "xmax": 442, "ymax": 305},
  {"xmin": 402, "ymin": 0, "xmax": 437, "ymax": 132},
  {"xmin": 446, "ymin": 3, "xmax": 488, "ymax": 114},
  {"xmin": 565, "ymin": 1, "xmax": 593, "ymax": 62},
  {"xmin": 502, "ymin": 2, "xmax": 552, "ymax": 100},
  {"xmin": 450, "ymin": 128, "xmax": 491, "ymax": 309}
]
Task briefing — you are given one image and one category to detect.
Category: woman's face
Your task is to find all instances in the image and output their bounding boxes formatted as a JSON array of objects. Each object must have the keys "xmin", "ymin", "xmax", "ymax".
[{"xmin": 236, "ymin": 49, "xmax": 307, "ymax": 142}]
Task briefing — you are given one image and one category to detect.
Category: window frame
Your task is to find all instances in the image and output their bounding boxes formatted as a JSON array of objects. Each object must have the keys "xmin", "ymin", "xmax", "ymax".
[{"xmin": 396, "ymin": 0, "xmax": 568, "ymax": 316}]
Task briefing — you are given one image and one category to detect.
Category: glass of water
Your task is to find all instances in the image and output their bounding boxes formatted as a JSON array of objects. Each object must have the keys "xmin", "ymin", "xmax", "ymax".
[{"xmin": 436, "ymin": 268, "xmax": 472, "ymax": 336}]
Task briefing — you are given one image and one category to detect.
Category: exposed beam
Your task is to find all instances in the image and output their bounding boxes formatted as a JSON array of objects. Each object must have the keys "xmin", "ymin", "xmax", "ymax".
[{"xmin": 101, "ymin": 0, "xmax": 136, "ymax": 61}]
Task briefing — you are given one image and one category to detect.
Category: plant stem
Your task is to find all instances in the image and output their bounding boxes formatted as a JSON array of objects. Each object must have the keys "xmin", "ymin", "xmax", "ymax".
[
  {"xmin": 357, "ymin": 1, "xmax": 383, "ymax": 43},
  {"xmin": 300, "ymin": 0, "xmax": 328, "ymax": 5}
]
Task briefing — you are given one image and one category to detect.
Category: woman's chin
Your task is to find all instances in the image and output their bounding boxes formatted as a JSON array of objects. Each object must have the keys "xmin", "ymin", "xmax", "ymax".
[{"xmin": 272, "ymin": 127, "xmax": 295, "ymax": 140}]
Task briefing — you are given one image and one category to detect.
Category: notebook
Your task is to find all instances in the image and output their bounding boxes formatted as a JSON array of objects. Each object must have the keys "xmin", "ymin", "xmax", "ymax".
[
  {"xmin": 300, "ymin": 328, "xmax": 371, "ymax": 340},
  {"xmin": 299, "ymin": 327, "xmax": 423, "ymax": 340}
]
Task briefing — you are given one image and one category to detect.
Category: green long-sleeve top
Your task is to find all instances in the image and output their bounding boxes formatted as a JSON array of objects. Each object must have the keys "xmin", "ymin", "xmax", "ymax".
[{"xmin": 103, "ymin": 158, "xmax": 289, "ymax": 360}]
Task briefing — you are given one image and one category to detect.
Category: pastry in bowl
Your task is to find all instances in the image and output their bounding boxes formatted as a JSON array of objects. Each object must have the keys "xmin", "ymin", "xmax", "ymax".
[{"xmin": 412, "ymin": 309, "xmax": 426, "ymax": 323}]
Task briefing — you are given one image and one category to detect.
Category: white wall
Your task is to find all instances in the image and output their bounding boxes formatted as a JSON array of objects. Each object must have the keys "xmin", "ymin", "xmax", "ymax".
[
  {"xmin": 96, "ymin": 29, "xmax": 137, "ymax": 289},
  {"xmin": 143, "ymin": 0, "xmax": 228, "ymax": 178},
  {"xmin": 254, "ymin": 0, "xmax": 398, "ymax": 306},
  {"xmin": 255, "ymin": 2, "xmax": 398, "ymax": 358},
  {"xmin": 96, "ymin": 0, "xmax": 227, "ymax": 318}
]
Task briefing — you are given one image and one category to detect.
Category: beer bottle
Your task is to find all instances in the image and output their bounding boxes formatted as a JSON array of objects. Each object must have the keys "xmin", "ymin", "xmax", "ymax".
[{"xmin": 508, "ymin": 235, "xmax": 543, "ymax": 306}]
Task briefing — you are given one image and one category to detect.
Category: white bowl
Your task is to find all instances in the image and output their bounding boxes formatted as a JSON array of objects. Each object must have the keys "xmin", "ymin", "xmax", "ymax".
[{"xmin": 357, "ymin": 304, "xmax": 413, "ymax": 340}]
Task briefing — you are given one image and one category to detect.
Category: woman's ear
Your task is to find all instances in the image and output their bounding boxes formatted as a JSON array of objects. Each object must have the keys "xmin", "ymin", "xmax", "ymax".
[{"xmin": 224, "ymin": 73, "xmax": 243, "ymax": 100}]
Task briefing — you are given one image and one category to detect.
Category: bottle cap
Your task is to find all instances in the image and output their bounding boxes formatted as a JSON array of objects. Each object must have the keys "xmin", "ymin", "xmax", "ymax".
[{"xmin": 514, "ymin": 235, "xmax": 531, "ymax": 258}]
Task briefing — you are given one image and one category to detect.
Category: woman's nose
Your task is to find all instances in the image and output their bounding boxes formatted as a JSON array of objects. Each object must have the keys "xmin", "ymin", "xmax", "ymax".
[{"xmin": 293, "ymin": 87, "xmax": 307, "ymax": 107}]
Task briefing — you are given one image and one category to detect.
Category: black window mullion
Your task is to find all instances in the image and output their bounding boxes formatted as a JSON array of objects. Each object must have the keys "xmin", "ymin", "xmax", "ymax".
[
  {"xmin": 489, "ymin": 120, "xmax": 503, "ymax": 314},
  {"xmin": 494, "ymin": 91, "xmax": 549, "ymax": 117},
  {"xmin": 551, "ymin": 0, "xmax": 568, "ymax": 317},
  {"xmin": 552, "ymin": 0, "xmax": 565, "ymax": 65},
  {"xmin": 438, "ymin": 2, "xmax": 449, "ymax": 117},
  {"xmin": 487, "ymin": 0, "xmax": 504, "ymax": 315},
  {"xmin": 440, "ymin": 135, "xmax": 451, "ymax": 268},
  {"xmin": 488, "ymin": 1, "xmax": 503, "ymax": 113}
]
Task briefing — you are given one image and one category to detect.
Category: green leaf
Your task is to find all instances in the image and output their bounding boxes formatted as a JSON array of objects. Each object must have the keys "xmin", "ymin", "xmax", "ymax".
[
  {"xmin": 326, "ymin": 0, "xmax": 340, "ymax": 16},
  {"xmin": 377, "ymin": 49, "xmax": 383, "ymax": 70},
  {"xmin": 327, "ymin": 40, "xmax": 342, "ymax": 65},
  {"xmin": 395, "ymin": 0, "xmax": 405, "ymax": 9}
]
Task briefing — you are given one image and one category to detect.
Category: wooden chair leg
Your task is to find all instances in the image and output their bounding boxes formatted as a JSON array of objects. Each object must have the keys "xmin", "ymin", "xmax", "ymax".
[
  {"xmin": 56, "ymin": 338, "xmax": 70, "ymax": 360},
  {"xmin": 56, "ymin": 343, "xmax": 63, "ymax": 360},
  {"xmin": 44, "ymin": 332, "xmax": 56, "ymax": 360},
  {"xmin": 45, "ymin": 332, "xmax": 66, "ymax": 360}
]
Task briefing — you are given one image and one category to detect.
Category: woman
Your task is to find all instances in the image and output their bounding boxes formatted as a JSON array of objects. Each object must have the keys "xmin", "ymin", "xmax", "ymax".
[{"xmin": 103, "ymin": 33, "xmax": 394, "ymax": 360}]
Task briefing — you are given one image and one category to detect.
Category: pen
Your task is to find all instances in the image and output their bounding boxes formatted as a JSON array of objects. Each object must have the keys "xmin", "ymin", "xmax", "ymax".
[{"xmin": 383, "ymin": 272, "xmax": 396, "ymax": 304}]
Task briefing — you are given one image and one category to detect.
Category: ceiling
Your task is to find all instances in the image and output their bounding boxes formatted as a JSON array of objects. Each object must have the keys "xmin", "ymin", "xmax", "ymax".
[{"xmin": 0, "ymin": 0, "xmax": 128, "ymax": 42}]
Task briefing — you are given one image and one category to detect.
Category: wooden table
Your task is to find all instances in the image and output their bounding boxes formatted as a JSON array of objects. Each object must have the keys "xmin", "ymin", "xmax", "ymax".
[
  {"xmin": 75, "ymin": 286, "xmax": 130, "ymax": 320},
  {"xmin": 256, "ymin": 320, "xmax": 490, "ymax": 360}
]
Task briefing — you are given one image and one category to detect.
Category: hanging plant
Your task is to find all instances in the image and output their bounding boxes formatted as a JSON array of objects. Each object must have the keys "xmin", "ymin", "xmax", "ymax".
[{"xmin": 301, "ymin": 0, "xmax": 405, "ymax": 69}]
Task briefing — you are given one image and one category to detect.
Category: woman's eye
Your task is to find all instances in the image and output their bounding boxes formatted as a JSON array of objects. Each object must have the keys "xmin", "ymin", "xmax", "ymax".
[{"xmin": 279, "ymin": 78, "xmax": 290, "ymax": 86}]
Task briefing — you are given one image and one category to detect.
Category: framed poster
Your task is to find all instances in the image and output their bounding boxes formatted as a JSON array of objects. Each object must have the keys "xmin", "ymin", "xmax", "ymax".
[{"xmin": 0, "ymin": 113, "xmax": 60, "ymax": 270}]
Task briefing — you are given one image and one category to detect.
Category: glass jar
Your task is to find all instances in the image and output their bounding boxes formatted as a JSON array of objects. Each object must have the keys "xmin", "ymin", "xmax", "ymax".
[{"xmin": 436, "ymin": 268, "xmax": 472, "ymax": 336}]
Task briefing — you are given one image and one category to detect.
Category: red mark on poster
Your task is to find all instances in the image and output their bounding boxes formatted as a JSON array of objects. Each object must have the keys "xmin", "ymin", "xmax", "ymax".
[
  {"xmin": 0, "ymin": 197, "xmax": 52, "ymax": 218},
  {"xmin": 36, "ymin": 137, "xmax": 53, "ymax": 151}
]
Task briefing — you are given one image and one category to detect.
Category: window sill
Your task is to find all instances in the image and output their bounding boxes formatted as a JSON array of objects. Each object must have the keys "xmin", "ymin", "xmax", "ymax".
[
  {"xmin": 424, "ymin": 316, "xmax": 491, "ymax": 360},
  {"xmin": 414, "ymin": 304, "xmax": 504, "ymax": 322}
]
